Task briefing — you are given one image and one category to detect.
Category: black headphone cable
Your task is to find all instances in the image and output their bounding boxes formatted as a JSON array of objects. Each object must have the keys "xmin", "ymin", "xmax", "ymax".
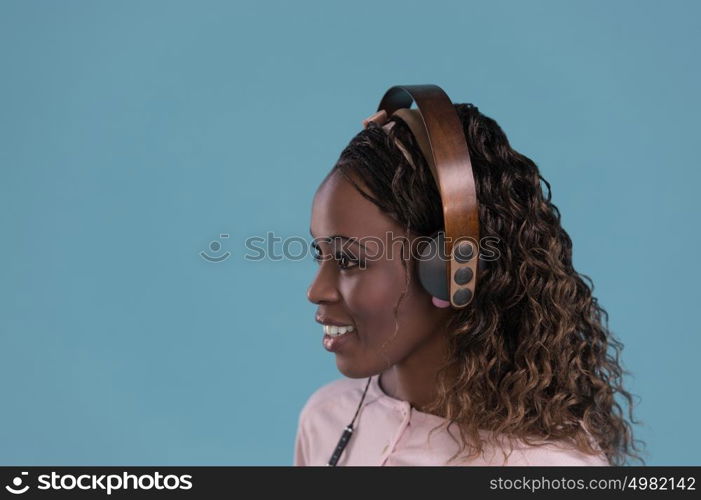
[{"xmin": 327, "ymin": 376, "xmax": 373, "ymax": 466}]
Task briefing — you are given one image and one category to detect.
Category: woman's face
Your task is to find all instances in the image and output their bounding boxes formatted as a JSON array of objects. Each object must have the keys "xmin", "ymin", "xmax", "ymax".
[{"xmin": 308, "ymin": 170, "xmax": 451, "ymax": 378}]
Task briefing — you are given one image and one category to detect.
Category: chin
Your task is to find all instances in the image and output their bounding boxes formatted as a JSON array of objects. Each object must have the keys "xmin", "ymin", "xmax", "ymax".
[{"xmin": 335, "ymin": 358, "xmax": 379, "ymax": 379}]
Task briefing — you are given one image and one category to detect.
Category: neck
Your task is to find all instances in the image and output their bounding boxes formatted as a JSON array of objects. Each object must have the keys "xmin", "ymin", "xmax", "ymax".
[{"xmin": 378, "ymin": 330, "xmax": 453, "ymax": 416}]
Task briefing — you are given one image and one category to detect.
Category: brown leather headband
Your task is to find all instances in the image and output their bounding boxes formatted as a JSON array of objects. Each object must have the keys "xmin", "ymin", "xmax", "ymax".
[{"xmin": 362, "ymin": 85, "xmax": 480, "ymax": 308}]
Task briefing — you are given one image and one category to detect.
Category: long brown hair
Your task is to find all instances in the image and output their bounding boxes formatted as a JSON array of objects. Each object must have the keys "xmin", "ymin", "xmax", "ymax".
[{"xmin": 331, "ymin": 103, "xmax": 645, "ymax": 465}]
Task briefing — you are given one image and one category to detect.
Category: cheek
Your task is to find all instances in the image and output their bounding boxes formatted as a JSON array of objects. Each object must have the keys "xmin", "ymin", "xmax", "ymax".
[
  {"xmin": 339, "ymin": 262, "xmax": 432, "ymax": 342},
  {"xmin": 339, "ymin": 266, "xmax": 401, "ymax": 329}
]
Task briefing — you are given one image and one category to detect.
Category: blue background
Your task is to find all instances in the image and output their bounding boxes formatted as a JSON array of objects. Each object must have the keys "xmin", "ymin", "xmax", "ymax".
[{"xmin": 1, "ymin": 0, "xmax": 698, "ymax": 465}]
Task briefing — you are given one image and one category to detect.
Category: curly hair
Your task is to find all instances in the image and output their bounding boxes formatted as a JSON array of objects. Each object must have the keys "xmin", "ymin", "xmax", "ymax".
[{"xmin": 331, "ymin": 103, "xmax": 646, "ymax": 466}]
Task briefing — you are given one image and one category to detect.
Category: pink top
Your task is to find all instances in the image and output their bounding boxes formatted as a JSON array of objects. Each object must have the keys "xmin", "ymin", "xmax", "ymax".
[{"xmin": 294, "ymin": 376, "xmax": 610, "ymax": 466}]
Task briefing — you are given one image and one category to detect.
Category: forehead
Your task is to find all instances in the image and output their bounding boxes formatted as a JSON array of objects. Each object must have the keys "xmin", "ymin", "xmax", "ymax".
[{"xmin": 310, "ymin": 170, "xmax": 400, "ymax": 240}]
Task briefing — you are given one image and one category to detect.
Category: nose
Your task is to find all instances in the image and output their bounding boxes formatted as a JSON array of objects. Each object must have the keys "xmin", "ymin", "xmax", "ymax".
[{"xmin": 307, "ymin": 260, "xmax": 341, "ymax": 305}]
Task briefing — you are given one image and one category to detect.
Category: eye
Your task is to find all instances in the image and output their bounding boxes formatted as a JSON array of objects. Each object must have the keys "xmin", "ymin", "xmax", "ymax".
[
  {"xmin": 310, "ymin": 242, "xmax": 362, "ymax": 270},
  {"xmin": 335, "ymin": 252, "xmax": 359, "ymax": 270},
  {"xmin": 311, "ymin": 245, "xmax": 324, "ymax": 264}
]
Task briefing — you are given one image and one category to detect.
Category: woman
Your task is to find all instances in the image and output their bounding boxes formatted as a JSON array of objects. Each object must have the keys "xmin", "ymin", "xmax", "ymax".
[{"xmin": 295, "ymin": 88, "xmax": 644, "ymax": 466}]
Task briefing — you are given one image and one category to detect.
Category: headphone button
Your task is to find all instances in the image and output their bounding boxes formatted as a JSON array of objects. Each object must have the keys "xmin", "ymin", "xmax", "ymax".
[
  {"xmin": 452, "ymin": 288, "xmax": 472, "ymax": 306},
  {"xmin": 453, "ymin": 242, "xmax": 474, "ymax": 263},
  {"xmin": 454, "ymin": 267, "xmax": 474, "ymax": 285}
]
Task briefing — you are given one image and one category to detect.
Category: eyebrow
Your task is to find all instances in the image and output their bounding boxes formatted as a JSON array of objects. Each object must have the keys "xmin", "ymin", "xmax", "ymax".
[{"xmin": 309, "ymin": 228, "xmax": 368, "ymax": 251}]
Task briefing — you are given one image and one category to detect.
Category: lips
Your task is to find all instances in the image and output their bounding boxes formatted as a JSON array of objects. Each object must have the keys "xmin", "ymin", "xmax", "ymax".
[
  {"xmin": 315, "ymin": 314, "xmax": 355, "ymax": 327},
  {"xmin": 322, "ymin": 328, "xmax": 355, "ymax": 352},
  {"xmin": 316, "ymin": 313, "xmax": 357, "ymax": 353}
]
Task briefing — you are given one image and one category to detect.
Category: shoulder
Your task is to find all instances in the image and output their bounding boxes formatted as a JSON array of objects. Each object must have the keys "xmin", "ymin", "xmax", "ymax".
[
  {"xmin": 294, "ymin": 377, "xmax": 370, "ymax": 466},
  {"xmin": 298, "ymin": 377, "xmax": 369, "ymax": 422},
  {"xmin": 502, "ymin": 440, "xmax": 610, "ymax": 466}
]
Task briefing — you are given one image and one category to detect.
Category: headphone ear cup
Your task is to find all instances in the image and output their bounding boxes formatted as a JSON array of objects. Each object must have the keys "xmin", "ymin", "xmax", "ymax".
[
  {"xmin": 417, "ymin": 233, "xmax": 450, "ymax": 301},
  {"xmin": 418, "ymin": 232, "xmax": 488, "ymax": 305}
]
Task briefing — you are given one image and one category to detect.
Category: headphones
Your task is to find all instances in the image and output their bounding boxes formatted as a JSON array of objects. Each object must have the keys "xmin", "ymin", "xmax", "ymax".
[
  {"xmin": 361, "ymin": 84, "xmax": 485, "ymax": 309},
  {"xmin": 327, "ymin": 84, "xmax": 484, "ymax": 466}
]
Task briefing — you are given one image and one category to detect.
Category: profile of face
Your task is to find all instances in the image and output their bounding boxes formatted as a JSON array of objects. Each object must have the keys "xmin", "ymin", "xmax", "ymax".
[{"xmin": 308, "ymin": 170, "xmax": 452, "ymax": 378}]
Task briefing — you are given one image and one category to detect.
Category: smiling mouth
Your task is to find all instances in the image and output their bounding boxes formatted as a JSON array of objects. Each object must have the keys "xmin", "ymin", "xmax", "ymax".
[{"xmin": 323, "ymin": 324, "xmax": 355, "ymax": 337}]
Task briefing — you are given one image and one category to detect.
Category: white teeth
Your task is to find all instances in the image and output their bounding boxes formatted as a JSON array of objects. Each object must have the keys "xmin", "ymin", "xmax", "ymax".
[{"xmin": 323, "ymin": 324, "xmax": 355, "ymax": 337}]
